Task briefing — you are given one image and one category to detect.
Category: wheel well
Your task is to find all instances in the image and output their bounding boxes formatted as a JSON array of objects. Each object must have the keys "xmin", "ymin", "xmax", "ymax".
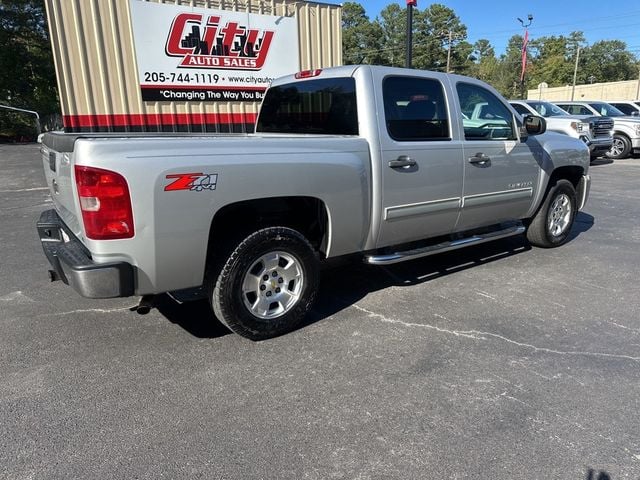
[
  {"xmin": 206, "ymin": 196, "xmax": 329, "ymax": 263},
  {"xmin": 549, "ymin": 166, "xmax": 583, "ymax": 190},
  {"xmin": 546, "ymin": 165, "xmax": 587, "ymax": 209},
  {"xmin": 613, "ymin": 131, "xmax": 630, "ymax": 140}
]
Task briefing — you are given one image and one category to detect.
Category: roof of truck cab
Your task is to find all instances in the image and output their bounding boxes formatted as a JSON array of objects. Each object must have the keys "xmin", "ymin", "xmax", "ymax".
[{"xmin": 271, "ymin": 65, "xmax": 480, "ymax": 88}]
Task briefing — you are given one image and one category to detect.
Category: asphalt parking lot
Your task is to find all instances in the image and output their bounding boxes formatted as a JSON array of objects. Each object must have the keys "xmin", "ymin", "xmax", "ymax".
[{"xmin": 1, "ymin": 143, "xmax": 639, "ymax": 479}]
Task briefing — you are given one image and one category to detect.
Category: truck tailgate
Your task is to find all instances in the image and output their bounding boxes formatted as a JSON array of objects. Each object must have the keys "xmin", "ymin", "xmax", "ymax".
[{"xmin": 40, "ymin": 143, "xmax": 82, "ymax": 238}]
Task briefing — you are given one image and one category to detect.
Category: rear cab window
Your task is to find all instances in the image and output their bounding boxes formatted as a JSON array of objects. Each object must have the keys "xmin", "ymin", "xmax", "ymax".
[{"xmin": 256, "ymin": 77, "xmax": 358, "ymax": 135}]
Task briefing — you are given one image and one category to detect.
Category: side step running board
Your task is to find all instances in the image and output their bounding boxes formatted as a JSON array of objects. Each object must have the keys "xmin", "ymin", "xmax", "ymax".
[{"xmin": 364, "ymin": 224, "xmax": 526, "ymax": 265}]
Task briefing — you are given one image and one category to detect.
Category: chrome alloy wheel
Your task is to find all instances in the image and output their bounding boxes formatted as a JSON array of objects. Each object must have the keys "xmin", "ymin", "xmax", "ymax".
[
  {"xmin": 241, "ymin": 251, "xmax": 304, "ymax": 320},
  {"xmin": 547, "ymin": 193, "xmax": 572, "ymax": 237},
  {"xmin": 610, "ymin": 137, "xmax": 625, "ymax": 157}
]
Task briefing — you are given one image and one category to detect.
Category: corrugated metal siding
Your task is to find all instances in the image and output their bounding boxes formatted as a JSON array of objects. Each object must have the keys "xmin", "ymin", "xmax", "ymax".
[{"xmin": 45, "ymin": 0, "xmax": 342, "ymax": 133}]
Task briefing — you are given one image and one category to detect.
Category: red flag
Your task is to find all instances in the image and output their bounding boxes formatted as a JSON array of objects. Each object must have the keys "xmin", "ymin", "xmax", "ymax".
[{"xmin": 520, "ymin": 29, "xmax": 529, "ymax": 82}]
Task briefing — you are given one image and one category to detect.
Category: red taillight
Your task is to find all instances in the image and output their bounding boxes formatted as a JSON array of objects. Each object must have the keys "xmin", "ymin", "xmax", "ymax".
[
  {"xmin": 74, "ymin": 165, "xmax": 134, "ymax": 240},
  {"xmin": 294, "ymin": 69, "xmax": 322, "ymax": 79}
]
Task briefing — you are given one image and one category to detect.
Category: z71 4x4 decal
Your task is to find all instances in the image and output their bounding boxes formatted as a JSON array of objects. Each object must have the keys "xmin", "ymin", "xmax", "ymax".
[{"xmin": 164, "ymin": 173, "xmax": 218, "ymax": 192}]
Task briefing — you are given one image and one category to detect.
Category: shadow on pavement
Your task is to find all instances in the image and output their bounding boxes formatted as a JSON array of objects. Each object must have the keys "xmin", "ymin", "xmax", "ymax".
[
  {"xmin": 568, "ymin": 211, "xmax": 594, "ymax": 241},
  {"xmin": 586, "ymin": 468, "xmax": 612, "ymax": 480},
  {"xmin": 305, "ymin": 235, "xmax": 532, "ymax": 328},
  {"xmin": 154, "ymin": 293, "xmax": 231, "ymax": 339},
  {"xmin": 155, "ymin": 218, "xmax": 594, "ymax": 338},
  {"xmin": 590, "ymin": 157, "xmax": 614, "ymax": 166}
]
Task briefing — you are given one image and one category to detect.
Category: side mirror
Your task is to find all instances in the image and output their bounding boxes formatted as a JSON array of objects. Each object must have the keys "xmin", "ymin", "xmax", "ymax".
[
  {"xmin": 523, "ymin": 114, "xmax": 546, "ymax": 136},
  {"xmin": 632, "ymin": 111, "xmax": 639, "ymax": 116}
]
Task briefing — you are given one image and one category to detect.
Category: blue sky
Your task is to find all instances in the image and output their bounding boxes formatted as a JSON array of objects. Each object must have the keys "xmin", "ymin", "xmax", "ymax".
[{"xmin": 352, "ymin": 0, "xmax": 640, "ymax": 56}]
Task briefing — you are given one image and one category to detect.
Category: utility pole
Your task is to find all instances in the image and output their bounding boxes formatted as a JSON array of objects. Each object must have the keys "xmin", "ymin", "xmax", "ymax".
[
  {"xmin": 446, "ymin": 30, "xmax": 453, "ymax": 73},
  {"xmin": 571, "ymin": 46, "xmax": 581, "ymax": 101},
  {"xmin": 439, "ymin": 29, "xmax": 463, "ymax": 73},
  {"xmin": 405, "ymin": 0, "xmax": 417, "ymax": 68}
]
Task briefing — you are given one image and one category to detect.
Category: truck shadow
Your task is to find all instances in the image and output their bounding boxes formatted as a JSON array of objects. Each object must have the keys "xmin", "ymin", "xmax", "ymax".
[
  {"xmin": 306, "ymin": 213, "xmax": 594, "ymax": 330},
  {"xmin": 154, "ymin": 294, "xmax": 232, "ymax": 339},
  {"xmin": 590, "ymin": 157, "xmax": 614, "ymax": 166},
  {"xmin": 306, "ymin": 235, "xmax": 532, "ymax": 327},
  {"xmin": 155, "ymin": 214, "xmax": 593, "ymax": 339},
  {"xmin": 586, "ymin": 469, "xmax": 611, "ymax": 480}
]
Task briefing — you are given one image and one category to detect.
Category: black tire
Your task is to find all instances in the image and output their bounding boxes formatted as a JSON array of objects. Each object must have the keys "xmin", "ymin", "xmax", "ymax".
[
  {"xmin": 526, "ymin": 179, "xmax": 577, "ymax": 248},
  {"xmin": 606, "ymin": 134, "xmax": 632, "ymax": 159},
  {"xmin": 209, "ymin": 227, "xmax": 319, "ymax": 340}
]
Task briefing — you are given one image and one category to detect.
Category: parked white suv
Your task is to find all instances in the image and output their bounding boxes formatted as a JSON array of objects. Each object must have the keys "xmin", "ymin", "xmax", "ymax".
[
  {"xmin": 510, "ymin": 100, "xmax": 613, "ymax": 161},
  {"xmin": 554, "ymin": 101, "xmax": 640, "ymax": 159},
  {"xmin": 608, "ymin": 101, "xmax": 640, "ymax": 117}
]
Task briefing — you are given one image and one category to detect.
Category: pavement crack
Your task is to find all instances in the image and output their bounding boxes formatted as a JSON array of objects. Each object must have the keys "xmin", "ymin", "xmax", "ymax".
[
  {"xmin": 475, "ymin": 290, "xmax": 497, "ymax": 300},
  {"xmin": 0, "ymin": 186, "xmax": 49, "ymax": 193},
  {"xmin": 353, "ymin": 304, "xmax": 640, "ymax": 363},
  {"xmin": 352, "ymin": 304, "xmax": 486, "ymax": 340},
  {"xmin": 609, "ymin": 321, "xmax": 640, "ymax": 335},
  {"xmin": 41, "ymin": 306, "xmax": 137, "ymax": 317}
]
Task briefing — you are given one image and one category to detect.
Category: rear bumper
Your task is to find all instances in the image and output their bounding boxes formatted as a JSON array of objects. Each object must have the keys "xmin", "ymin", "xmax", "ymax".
[{"xmin": 36, "ymin": 209, "xmax": 134, "ymax": 298}]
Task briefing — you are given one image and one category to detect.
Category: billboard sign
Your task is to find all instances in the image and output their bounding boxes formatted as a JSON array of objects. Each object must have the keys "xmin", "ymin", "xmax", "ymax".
[{"xmin": 129, "ymin": 0, "xmax": 299, "ymax": 102}]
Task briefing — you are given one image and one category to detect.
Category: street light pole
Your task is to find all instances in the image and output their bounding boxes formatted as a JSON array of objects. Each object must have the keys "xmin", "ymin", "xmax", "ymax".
[
  {"xmin": 405, "ymin": 0, "xmax": 417, "ymax": 68},
  {"xmin": 517, "ymin": 14, "xmax": 533, "ymax": 99}
]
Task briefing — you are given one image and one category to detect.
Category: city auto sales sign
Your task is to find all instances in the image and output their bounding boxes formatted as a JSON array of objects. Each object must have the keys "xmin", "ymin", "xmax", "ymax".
[{"xmin": 129, "ymin": 0, "xmax": 299, "ymax": 102}]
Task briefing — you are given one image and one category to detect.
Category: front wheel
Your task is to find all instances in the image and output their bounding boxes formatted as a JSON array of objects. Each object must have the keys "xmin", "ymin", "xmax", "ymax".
[
  {"xmin": 209, "ymin": 227, "xmax": 319, "ymax": 340},
  {"xmin": 526, "ymin": 179, "xmax": 577, "ymax": 248},
  {"xmin": 606, "ymin": 134, "xmax": 631, "ymax": 159}
]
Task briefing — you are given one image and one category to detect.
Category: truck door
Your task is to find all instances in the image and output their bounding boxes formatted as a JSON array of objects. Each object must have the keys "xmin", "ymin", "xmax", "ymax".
[
  {"xmin": 376, "ymin": 74, "xmax": 464, "ymax": 248},
  {"xmin": 454, "ymin": 81, "xmax": 539, "ymax": 231}
]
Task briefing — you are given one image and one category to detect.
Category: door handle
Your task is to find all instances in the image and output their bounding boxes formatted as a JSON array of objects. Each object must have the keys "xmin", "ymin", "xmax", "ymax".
[
  {"xmin": 468, "ymin": 153, "xmax": 491, "ymax": 165},
  {"xmin": 388, "ymin": 156, "xmax": 416, "ymax": 168}
]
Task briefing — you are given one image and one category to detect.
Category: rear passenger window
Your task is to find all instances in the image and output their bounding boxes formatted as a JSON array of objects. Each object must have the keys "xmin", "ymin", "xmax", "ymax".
[{"xmin": 383, "ymin": 76, "xmax": 450, "ymax": 141}]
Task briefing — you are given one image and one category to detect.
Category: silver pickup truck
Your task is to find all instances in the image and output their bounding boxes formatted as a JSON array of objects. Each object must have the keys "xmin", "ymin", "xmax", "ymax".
[{"xmin": 38, "ymin": 65, "xmax": 591, "ymax": 340}]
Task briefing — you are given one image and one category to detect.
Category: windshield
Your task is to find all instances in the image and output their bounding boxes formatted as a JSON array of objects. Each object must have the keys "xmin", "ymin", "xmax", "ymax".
[
  {"xmin": 527, "ymin": 101, "xmax": 569, "ymax": 118},
  {"xmin": 588, "ymin": 102, "xmax": 625, "ymax": 117}
]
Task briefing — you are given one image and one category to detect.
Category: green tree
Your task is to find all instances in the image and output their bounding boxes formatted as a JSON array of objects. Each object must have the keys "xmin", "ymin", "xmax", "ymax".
[
  {"xmin": 492, "ymin": 35, "xmax": 525, "ymax": 98},
  {"xmin": 0, "ymin": 0, "xmax": 58, "ymax": 137},
  {"xmin": 413, "ymin": 3, "xmax": 469, "ymax": 73},
  {"xmin": 527, "ymin": 35, "xmax": 574, "ymax": 87},
  {"xmin": 580, "ymin": 40, "xmax": 638, "ymax": 84},
  {"xmin": 469, "ymin": 39, "xmax": 499, "ymax": 83},
  {"xmin": 342, "ymin": 2, "xmax": 385, "ymax": 65},
  {"xmin": 377, "ymin": 3, "xmax": 406, "ymax": 67}
]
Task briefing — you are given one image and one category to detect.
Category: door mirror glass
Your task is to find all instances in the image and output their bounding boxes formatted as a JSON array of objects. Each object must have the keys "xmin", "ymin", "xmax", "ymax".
[{"xmin": 523, "ymin": 114, "xmax": 546, "ymax": 136}]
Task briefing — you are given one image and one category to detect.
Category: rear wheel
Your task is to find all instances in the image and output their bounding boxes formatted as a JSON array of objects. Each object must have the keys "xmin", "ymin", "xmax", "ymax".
[
  {"xmin": 526, "ymin": 179, "xmax": 577, "ymax": 248},
  {"xmin": 209, "ymin": 227, "xmax": 319, "ymax": 340},
  {"xmin": 606, "ymin": 134, "xmax": 631, "ymax": 159}
]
